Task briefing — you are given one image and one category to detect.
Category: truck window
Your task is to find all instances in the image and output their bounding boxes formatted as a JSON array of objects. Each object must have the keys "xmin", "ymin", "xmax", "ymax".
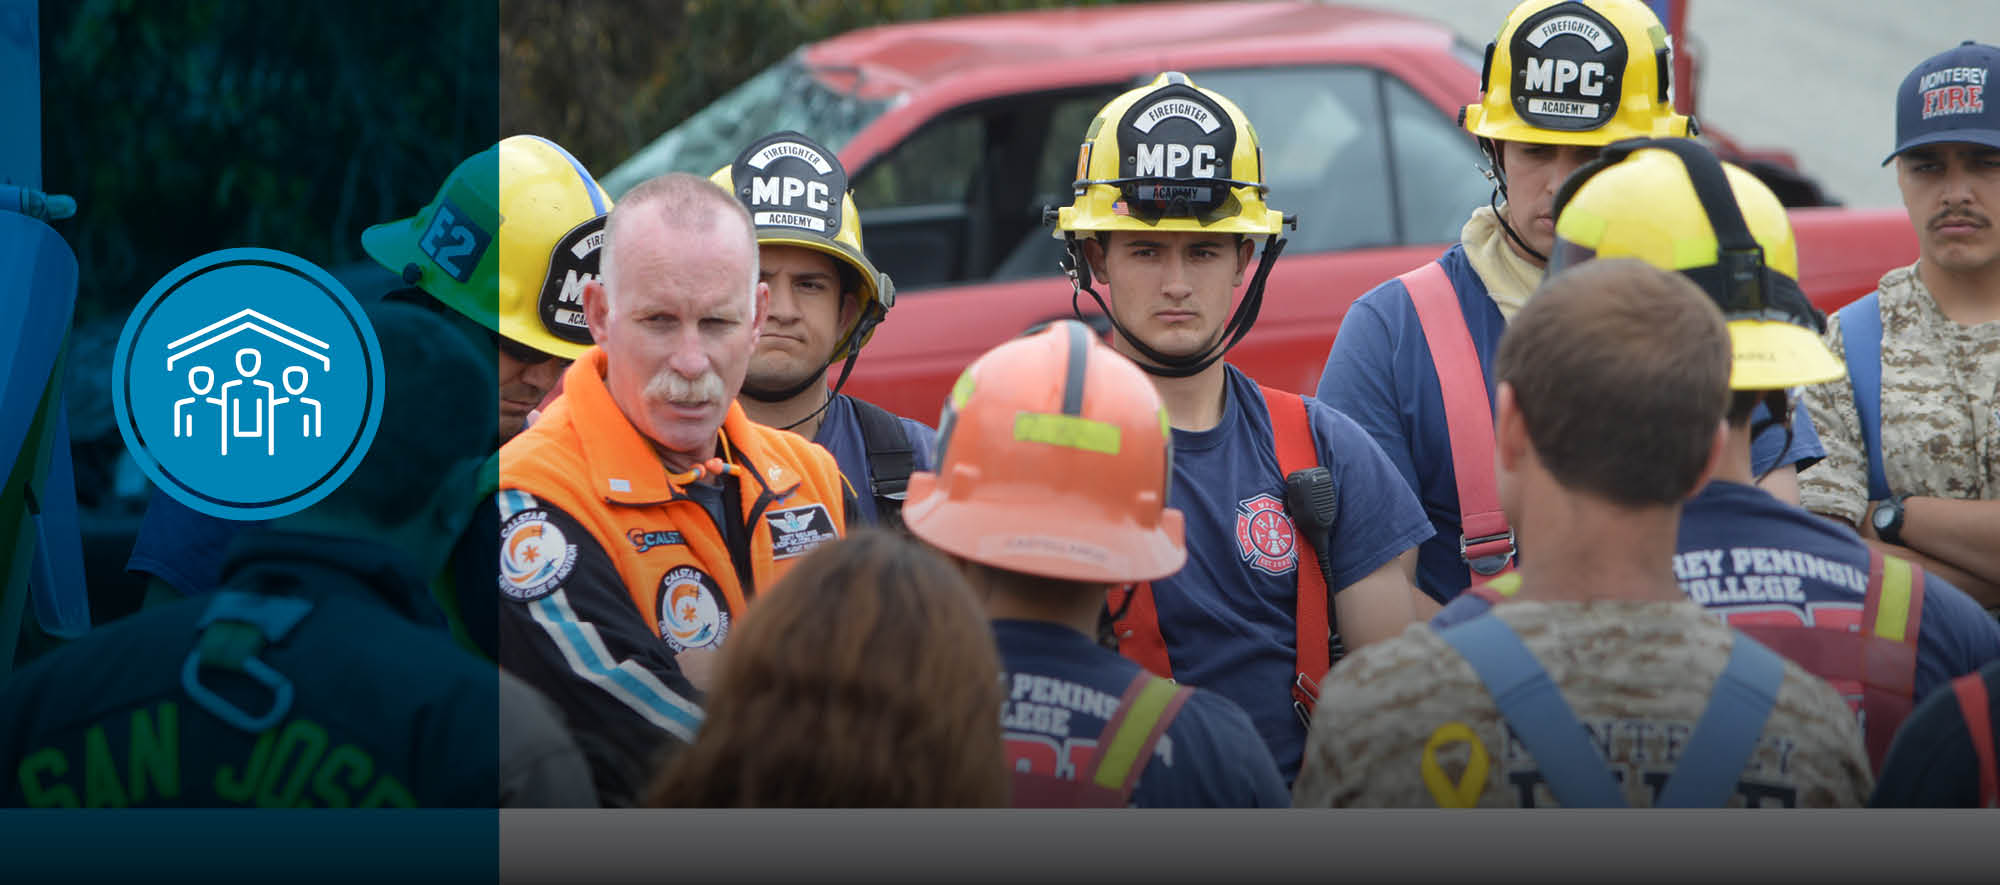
[
  {"xmin": 854, "ymin": 88, "xmax": 1122, "ymax": 291},
  {"xmin": 1191, "ymin": 66, "xmax": 1394, "ymax": 254},
  {"xmin": 1384, "ymin": 75, "xmax": 1490, "ymax": 246}
]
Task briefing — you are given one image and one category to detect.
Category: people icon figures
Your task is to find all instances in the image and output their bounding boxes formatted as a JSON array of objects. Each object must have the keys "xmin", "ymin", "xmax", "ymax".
[
  {"xmin": 175, "ymin": 366, "xmax": 215, "ymax": 440},
  {"xmin": 281, "ymin": 366, "xmax": 321, "ymax": 439},
  {"xmin": 173, "ymin": 347, "xmax": 324, "ymax": 456}
]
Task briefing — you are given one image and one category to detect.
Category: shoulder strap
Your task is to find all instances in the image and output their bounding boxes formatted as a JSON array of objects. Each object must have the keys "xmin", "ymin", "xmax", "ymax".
[
  {"xmin": 1259, "ymin": 384, "xmax": 1332, "ymax": 723},
  {"xmin": 1402, "ymin": 263, "xmax": 1515, "ymax": 583},
  {"xmin": 1835, "ymin": 291, "xmax": 1890, "ymax": 501},
  {"xmin": 1859, "ymin": 549, "xmax": 1925, "ymax": 769},
  {"xmin": 1951, "ymin": 671, "xmax": 1998, "ymax": 808},
  {"xmin": 1435, "ymin": 615, "xmax": 1626, "ymax": 807},
  {"xmin": 1090, "ymin": 671, "xmax": 1197, "ymax": 803},
  {"xmin": 1107, "ymin": 583, "xmax": 1173, "ymax": 678},
  {"xmin": 848, "ymin": 397, "xmax": 915, "ymax": 523},
  {"xmin": 1655, "ymin": 634, "xmax": 1788, "ymax": 807}
]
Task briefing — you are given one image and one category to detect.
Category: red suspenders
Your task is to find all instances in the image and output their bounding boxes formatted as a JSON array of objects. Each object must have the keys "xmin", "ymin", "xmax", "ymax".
[
  {"xmin": 1106, "ymin": 386, "xmax": 1333, "ymax": 719},
  {"xmin": 1402, "ymin": 262, "xmax": 1516, "ymax": 583},
  {"xmin": 1949, "ymin": 671, "xmax": 1997, "ymax": 808},
  {"xmin": 1733, "ymin": 549, "xmax": 1926, "ymax": 772}
]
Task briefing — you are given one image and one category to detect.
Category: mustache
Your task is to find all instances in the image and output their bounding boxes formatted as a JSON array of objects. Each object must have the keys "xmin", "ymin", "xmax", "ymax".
[
  {"xmin": 1930, "ymin": 208, "xmax": 1992, "ymax": 230},
  {"xmin": 644, "ymin": 368, "xmax": 726, "ymax": 406}
]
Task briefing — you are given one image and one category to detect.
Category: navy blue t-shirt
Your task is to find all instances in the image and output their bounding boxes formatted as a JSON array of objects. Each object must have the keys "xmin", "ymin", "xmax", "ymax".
[
  {"xmin": 1318, "ymin": 245, "xmax": 1823, "ymax": 604},
  {"xmin": 1158, "ymin": 365, "xmax": 1432, "ymax": 784},
  {"xmin": 1872, "ymin": 660, "xmax": 2000, "ymax": 807},
  {"xmin": 995, "ymin": 619, "xmax": 1287, "ymax": 808},
  {"xmin": 1433, "ymin": 481, "xmax": 2000, "ymax": 709},
  {"xmin": 814, "ymin": 394, "xmax": 936, "ymax": 526}
]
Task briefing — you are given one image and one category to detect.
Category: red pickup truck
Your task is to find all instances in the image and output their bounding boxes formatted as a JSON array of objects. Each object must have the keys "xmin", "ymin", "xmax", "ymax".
[{"xmin": 604, "ymin": 1, "xmax": 1918, "ymax": 420}]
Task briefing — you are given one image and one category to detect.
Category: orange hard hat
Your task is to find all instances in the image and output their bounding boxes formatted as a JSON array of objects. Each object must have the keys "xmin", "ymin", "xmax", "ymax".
[{"xmin": 903, "ymin": 320, "xmax": 1186, "ymax": 584}]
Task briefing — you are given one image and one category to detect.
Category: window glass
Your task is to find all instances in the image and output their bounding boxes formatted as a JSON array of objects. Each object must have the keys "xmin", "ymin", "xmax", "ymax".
[
  {"xmin": 1193, "ymin": 66, "xmax": 1393, "ymax": 253},
  {"xmin": 850, "ymin": 115, "xmax": 984, "ymax": 210},
  {"xmin": 1385, "ymin": 76, "xmax": 1491, "ymax": 245},
  {"xmin": 601, "ymin": 52, "xmax": 895, "ymax": 197}
]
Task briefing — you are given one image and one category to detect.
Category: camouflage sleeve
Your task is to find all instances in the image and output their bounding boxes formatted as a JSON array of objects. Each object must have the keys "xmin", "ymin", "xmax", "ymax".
[
  {"xmin": 1799, "ymin": 318, "xmax": 1870, "ymax": 526},
  {"xmin": 1294, "ymin": 626, "xmax": 1486, "ymax": 807},
  {"xmin": 1766, "ymin": 664, "xmax": 1875, "ymax": 808}
]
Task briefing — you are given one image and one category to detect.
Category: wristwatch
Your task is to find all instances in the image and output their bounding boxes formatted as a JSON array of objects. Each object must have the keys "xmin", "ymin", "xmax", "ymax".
[{"xmin": 1871, "ymin": 493, "xmax": 1911, "ymax": 546}]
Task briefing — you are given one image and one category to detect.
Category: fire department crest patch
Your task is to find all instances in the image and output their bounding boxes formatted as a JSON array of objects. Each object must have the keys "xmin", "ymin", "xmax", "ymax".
[{"xmin": 1235, "ymin": 493, "xmax": 1298, "ymax": 576}]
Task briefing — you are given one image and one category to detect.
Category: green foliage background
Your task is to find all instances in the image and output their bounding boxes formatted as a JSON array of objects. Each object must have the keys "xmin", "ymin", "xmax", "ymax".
[
  {"xmin": 498, "ymin": 0, "xmax": 1136, "ymax": 177},
  {"xmin": 43, "ymin": 0, "xmax": 499, "ymax": 322}
]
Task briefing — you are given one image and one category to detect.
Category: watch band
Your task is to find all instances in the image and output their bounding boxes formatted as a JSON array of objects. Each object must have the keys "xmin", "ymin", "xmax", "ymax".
[{"xmin": 1877, "ymin": 493, "xmax": 1911, "ymax": 546}]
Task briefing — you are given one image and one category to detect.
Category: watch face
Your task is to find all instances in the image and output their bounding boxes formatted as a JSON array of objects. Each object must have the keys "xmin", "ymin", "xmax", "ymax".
[{"xmin": 1873, "ymin": 503, "xmax": 1896, "ymax": 530}]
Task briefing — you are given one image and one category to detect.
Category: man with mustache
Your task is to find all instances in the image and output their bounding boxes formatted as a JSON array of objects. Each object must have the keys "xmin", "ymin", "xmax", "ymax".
[
  {"xmin": 494, "ymin": 172, "xmax": 847, "ymax": 806},
  {"xmin": 1801, "ymin": 42, "xmax": 2000, "ymax": 610}
]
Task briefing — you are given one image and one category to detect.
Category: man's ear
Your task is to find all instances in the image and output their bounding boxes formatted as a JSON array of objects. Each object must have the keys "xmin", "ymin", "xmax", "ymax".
[
  {"xmin": 583, "ymin": 278, "xmax": 611, "ymax": 344},
  {"xmin": 749, "ymin": 280, "xmax": 771, "ymax": 342},
  {"xmin": 1233, "ymin": 236, "xmax": 1254, "ymax": 286},
  {"xmin": 838, "ymin": 290, "xmax": 862, "ymax": 338},
  {"xmin": 1081, "ymin": 235, "xmax": 1110, "ymax": 284},
  {"xmin": 1688, "ymin": 418, "xmax": 1730, "ymax": 502}
]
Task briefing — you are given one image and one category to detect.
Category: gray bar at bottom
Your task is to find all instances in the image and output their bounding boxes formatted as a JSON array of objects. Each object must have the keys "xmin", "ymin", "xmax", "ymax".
[{"xmin": 500, "ymin": 809, "xmax": 1994, "ymax": 883}]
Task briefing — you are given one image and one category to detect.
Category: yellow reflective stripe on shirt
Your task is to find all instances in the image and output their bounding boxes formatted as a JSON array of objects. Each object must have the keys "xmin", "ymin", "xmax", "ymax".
[
  {"xmin": 1092, "ymin": 677, "xmax": 1178, "ymax": 791},
  {"xmin": 1485, "ymin": 572, "xmax": 1523, "ymax": 598},
  {"xmin": 1872, "ymin": 555, "xmax": 1915, "ymax": 642}
]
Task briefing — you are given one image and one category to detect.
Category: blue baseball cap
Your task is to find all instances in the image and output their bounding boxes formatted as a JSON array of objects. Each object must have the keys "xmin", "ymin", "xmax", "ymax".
[{"xmin": 1885, "ymin": 41, "xmax": 2000, "ymax": 166}]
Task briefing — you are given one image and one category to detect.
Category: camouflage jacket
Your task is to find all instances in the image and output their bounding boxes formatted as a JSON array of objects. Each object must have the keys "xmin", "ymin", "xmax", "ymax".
[
  {"xmin": 1800, "ymin": 263, "xmax": 2000, "ymax": 525},
  {"xmin": 1291, "ymin": 600, "xmax": 1873, "ymax": 808}
]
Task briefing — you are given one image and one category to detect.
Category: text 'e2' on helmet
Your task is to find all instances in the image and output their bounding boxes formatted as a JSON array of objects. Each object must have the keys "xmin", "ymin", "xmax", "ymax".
[
  {"xmin": 361, "ymin": 134, "xmax": 612, "ymax": 361},
  {"xmin": 903, "ymin": 320, "xmax": 1186, "ymax": 584}
]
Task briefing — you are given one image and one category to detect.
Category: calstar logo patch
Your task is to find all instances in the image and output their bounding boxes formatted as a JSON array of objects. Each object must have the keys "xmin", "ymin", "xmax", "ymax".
[{"xmin": 1235, "ymin": 493, "xmax": 1298, "ymax": 576}]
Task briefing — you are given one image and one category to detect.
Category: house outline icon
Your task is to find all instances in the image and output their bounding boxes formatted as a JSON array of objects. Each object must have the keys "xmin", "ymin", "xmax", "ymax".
[{"xmin": 164, "ymin": 308, "xmax": 332, "ymax": 372}]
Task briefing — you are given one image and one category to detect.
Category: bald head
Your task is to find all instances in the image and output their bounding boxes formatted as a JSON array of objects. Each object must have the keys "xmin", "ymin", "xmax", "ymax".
[
  {"xmin": 582, "ymin": 173, "xmax": 771, "ymax": 469},
  {"xmin": 602, "ymin": 173, "xmax": 759, "ymax": 311},
  {"xmin": 1496, "ymin": 258, "xmax": 1731, "ymax": 507}
]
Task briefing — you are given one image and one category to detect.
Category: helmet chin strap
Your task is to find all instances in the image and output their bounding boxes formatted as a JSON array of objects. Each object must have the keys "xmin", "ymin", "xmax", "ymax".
[
  {"xmin": 1478, "ymin": 137, "xmax": 1549, "ymax": 266},
  {"xmin": 1060, "ymin": 233, "xmax": 1288, "ymax": 379},
  {"xmin": 739, "ymin": 301, "xmax": 884, "ymax": 431}
]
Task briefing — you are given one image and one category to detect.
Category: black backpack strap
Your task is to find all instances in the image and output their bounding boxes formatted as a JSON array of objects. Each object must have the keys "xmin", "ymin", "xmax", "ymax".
[{"xmin": 848, "ymin": 397, "xmax": 915, "ymax": 526}]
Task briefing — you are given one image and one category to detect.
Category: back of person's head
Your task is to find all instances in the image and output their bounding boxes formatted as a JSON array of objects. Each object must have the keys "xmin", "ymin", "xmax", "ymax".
[
  {"xmin": 275, "ymin": 298, "xmax": 493, "ymax": 569},
  {"xmin": 646, "ymin": 529, "xmax": 1009, "ymax": 807},
  {"xmin": 1497, "ymin": 258, "xmax": 1730, "ymax": 507}
]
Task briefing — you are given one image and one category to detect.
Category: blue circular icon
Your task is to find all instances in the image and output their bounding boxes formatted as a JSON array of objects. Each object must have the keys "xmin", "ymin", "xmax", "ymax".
[{"xmin": 112, "ymin": 248, "xmax": 385, "ymax": 520}]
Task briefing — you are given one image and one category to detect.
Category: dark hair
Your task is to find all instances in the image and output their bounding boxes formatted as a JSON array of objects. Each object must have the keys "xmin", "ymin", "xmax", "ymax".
[
  {"xmin": 647, "ymin": 529, "xmax": 1009, "ymax": 807},
  {"xmin": 1496, "ymin": 258, "xmax": 1731, "ymax": 507}
]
